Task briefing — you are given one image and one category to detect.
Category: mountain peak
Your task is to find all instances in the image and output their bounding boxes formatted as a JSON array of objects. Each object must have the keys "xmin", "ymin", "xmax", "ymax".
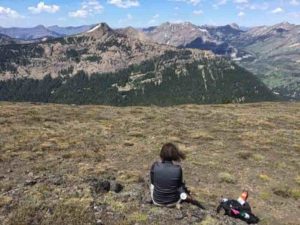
[
  {"xmin": 229, "ymin": 23, "xmax": 240, "ymax": 30},
  {"xmin": 34, "ymin": 25, "xmax": 47, "ymax": 29},
  {"xmin": 122, "ymin": 26, "xmax": 136, "ymax": 32},
  {"xmin": 48, "ymin": 25, "xmax": 59, "ymax": 29},
  {"xmin": 160, "ymin": 22, "xmax": 171, "ymax": 27},
  {"xmin": 183, "ymin": 21, "xmax": 193, "ymax": 26},
  {"xmin": 86, "ymin": 23, "xmax": 112, "ymax": 33},
  {"xmin": 81, "ymin": 23, "xmax": 115, "ymax": 39},
  {"xmin": 117, "ymin": 26, "xmax": 150, "ymax": 42},
  {"xmin": 272, "ymin": 21, "xmax": 294, "ymax": 30}
]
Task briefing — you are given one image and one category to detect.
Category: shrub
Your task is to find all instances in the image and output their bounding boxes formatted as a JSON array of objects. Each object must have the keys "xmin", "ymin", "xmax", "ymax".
[
  {"xmin": 218, "ymin": 172, "xmax": 236, "ymax": 184},
  {"xmin": 85, "ymin": 55, "xmax": 102, "ymax": 62},
  {"xmin": 259, "ymin": 174, "xmax": 271, "ymax": 182}
]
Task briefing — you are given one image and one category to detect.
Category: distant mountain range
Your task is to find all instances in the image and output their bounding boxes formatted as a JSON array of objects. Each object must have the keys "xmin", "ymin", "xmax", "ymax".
[
  {"xmin": 230, "ymin": 22, "xmax": 300, "ymax": 99},
  {"xmin": 0, "ymin": 25, "xmax": 61, "ymax": 40},
  {"xmin": 0, "ymin": 23, "xmax": 275, "ymax": 105},
  {"xmin": 142, "ymin": 22, "xmax": 300, "ymax": 99},
  {"xmin": 0, "ymin": 22, "xmax": 297, "ymax": 99},
  {"xmin": 0, "ymin": 25, "xmax": 95, "ymax": 40},
  {"xmin": 142, "ymin": 22, "xmax": 241, "ymax": 56},
  {"xmin": 47, "ymin": 25, "xmax": 95, "ymax": 36}
]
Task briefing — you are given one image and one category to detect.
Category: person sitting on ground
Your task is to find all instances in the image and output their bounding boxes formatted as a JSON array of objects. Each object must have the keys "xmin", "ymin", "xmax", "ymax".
[{"xmin": 150, "ymin": 143, "xmax": 205, "ymax": 209}]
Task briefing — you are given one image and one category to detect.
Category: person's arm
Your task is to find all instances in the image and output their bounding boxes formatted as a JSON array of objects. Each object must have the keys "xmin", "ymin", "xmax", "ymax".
[
  {"xmin": 178, "ymin": 166, "xmax": 190, "ymax": 194},
  {"xmin": 150, "ymin": 162, "xmax": 156, "ymax": 185},
  {"xmin": 178, "ymin": 167, "xmax": 185, "ymax": 191},
  {"xmin": 178, "ymin": 166, "xmax": 205, "ymax": 209}
]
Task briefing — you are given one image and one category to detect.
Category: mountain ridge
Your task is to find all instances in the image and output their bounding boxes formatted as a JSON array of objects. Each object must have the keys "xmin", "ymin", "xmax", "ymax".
[
  {"xmin": 0, "ymin": 23, "xmax": 276, "ymax": 105},
  {"xmin": 139, "ymin": 22, "xmax": 300, "ymax": 99},
  {"xmin": 0, "ymin": 25, "xmax": 62, "ymax": 40}
]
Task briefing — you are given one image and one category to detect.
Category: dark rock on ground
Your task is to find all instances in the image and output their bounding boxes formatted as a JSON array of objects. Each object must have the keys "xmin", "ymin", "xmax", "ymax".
[
  {"xmin": 24, "ymin": 179, "xmax": 37, "ymax": 186},
  {"xmin": 90, "ymin": 178, "xmax": 123, "ymax": 194},
  {"xmin": 110, "ymin": 181, "xmax": 123, "ymax": 193}
]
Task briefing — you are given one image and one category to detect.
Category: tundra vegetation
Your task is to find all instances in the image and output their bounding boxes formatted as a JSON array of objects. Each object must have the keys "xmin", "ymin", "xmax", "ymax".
[{"xmin": 0, "ymin": 101, "xmax": 299, "ymax": 225}]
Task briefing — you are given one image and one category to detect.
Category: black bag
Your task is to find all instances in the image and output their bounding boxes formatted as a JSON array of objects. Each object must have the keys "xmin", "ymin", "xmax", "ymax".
[{"xmin": 217, "ymin": 199, "xmax": 260, "ymax": 224}]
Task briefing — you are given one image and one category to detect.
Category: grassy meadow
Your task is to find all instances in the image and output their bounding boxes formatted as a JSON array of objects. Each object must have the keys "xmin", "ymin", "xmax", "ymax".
[{"xmin": 0, "ymin": 101, "xmax": 299, "ymax": 225}]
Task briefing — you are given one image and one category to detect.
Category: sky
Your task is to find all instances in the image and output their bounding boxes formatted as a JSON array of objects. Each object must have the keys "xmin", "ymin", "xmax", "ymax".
[{"xmin": 0, "ymin": 0, "xmax": 300, "ymax": 28}]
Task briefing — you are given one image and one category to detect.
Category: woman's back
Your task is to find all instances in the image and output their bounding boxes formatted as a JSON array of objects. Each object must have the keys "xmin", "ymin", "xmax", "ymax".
[
  {"xmin": 150, "ymin": 161, "xmax": 183, "ymax": 205},
  {"xmin": 149, "ymin": 143, "xmax": 205, "ymax": 209}
]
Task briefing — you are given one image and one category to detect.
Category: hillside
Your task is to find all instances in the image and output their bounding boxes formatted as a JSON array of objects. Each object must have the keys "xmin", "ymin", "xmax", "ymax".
[
  {"xmin": 0, "ymin": 34, "xmax": 15, "ymax": 46},
  {"xmin": 143, "ymin": 22, "xmax": 236, "ymax": 55},
  {"xmin": 231, "ymin": 22, "xmax": 300, "ymax": 99},
  {"xmin": 142, "ymin": 22, "xmax": 300, "ymax": 100},
  {"xmin": 0, "ymin": 102, "xmax": 299, "ymax": 225},
  {"xmin": 1, "ymin": 21, "xmax": 298, "ymax": 100},
  {"xmin": 0, "ymin": 23, "xmax": 275, "ymax": 105},
  {"xmin": 0, "ymin": 23, "xmax": 177, "ymax": 80}
]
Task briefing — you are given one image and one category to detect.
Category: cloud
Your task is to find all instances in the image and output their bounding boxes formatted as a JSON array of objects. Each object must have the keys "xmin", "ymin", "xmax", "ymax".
[
  {"xmin": 118, "ymin": 13, "xmax": 134, "ymax": 25},
  {"xmin": 236, "ymin": 2, "xmax": 269, "ymax": 11},
  {"xmin": 233, "ymin": 0, "xmax": 248, "ymax": 3},
  {"xmin": 217, "ymin": 0, "xmax": 227, "ymax": 5},
  {"xmin": 69, "ymin": 9, "xmax": 88, "ymax": 18},
  {"xmin": 148, "ymin": 14, "xmax": 160, "ymax": 24},
  {"xmin": 153, "ymin": 14, "xmax": 160, "ymax": 19},
  {"xmin": 289, "ymin": 12, "xmax": 300, "ymax": 18},
  {"xmin": 127, "ymin": 13, "xmax": 133, "ymax": 20},
  {"xmin": 213, "ymin": 0, "xmax": 227, "ymax": 9},
  {"xmin": 69, "ymin": 0, "xmax": 103, "ymax": 18},
  {"xmin": 0, "ymin": 6, "xmax": 22, "ymax": 18},
  {"xmin": 170, "ymin": 19, "xmax": 184, "ymax": 24},
  {"xmin": 290, "ymin": 0, "xmax": 300, "ymax": 6},
  {"xmin": 193, "ymin": 9, "xmax": 203, "ymax": 15},
  {"xmin": 185, "ymin": 0, "xmax": 201, "ymax": 5},
  {"xmin": 108, "ymin": 0, "xmax": 140, "ymax": 8},
  {"xmin": 271, "ymin": 7, "xmax": 284, "ymax": 14},
  {"xmin": 84, "ymin": 0, "xmax": 104, "ymax": 11},
  {"xmin": 238, "ymin": 11, "xmax": 245, "ymax": 17},
  {"xmin": 248, "ymin": 3, "xmax": 269, "ymax": 10},
  {"xmin": 28, "ymin": 1, "xmax": 60, "ymax": 14},
  {"xmin": 170, "ymin": 0, "xmax": 201, "ymax": 6}
]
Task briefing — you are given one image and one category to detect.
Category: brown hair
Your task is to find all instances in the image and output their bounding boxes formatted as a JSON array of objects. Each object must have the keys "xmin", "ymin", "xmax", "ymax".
[
  {"xmin": 241, "ymin": 190, "xmax": 249, "ymax": 200},
  {"xmin": 160, "ymin": 143, "xmax": 186, "ymax": 162}
]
